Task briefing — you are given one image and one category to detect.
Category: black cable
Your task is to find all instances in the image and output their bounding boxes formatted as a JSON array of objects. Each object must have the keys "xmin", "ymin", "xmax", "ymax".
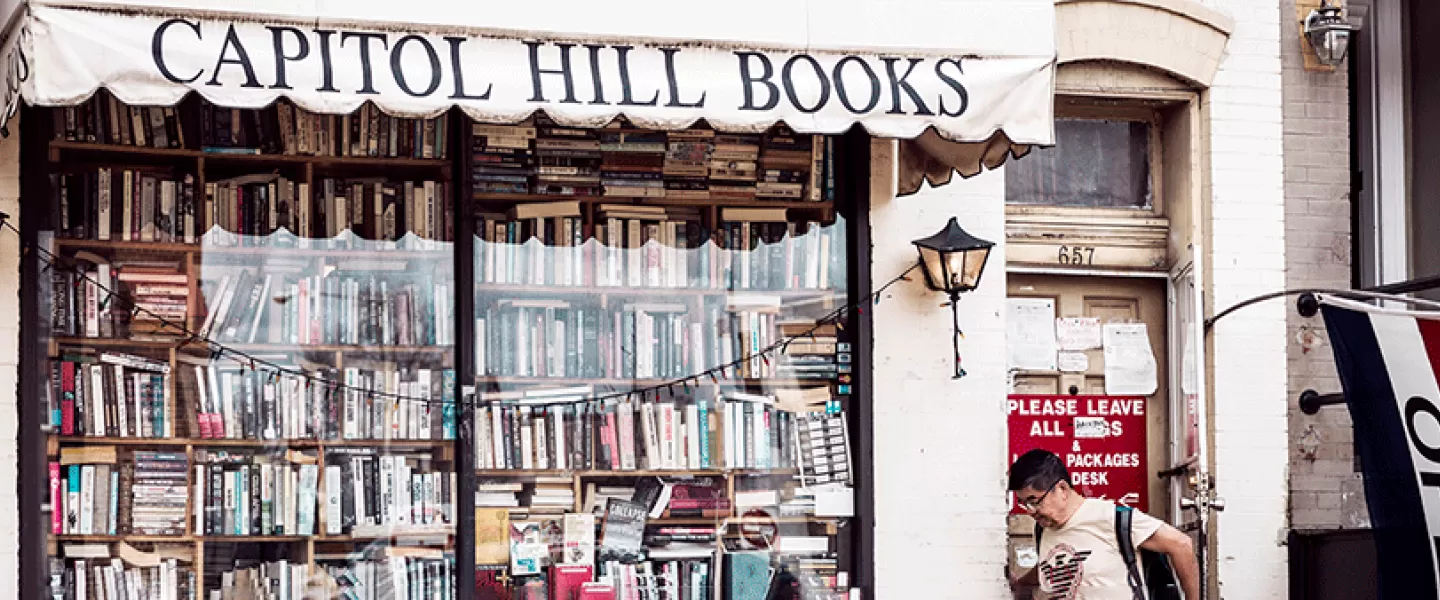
[{"xmin": 6, "ymin": 219, "xmax": 920, "ymax": 409}]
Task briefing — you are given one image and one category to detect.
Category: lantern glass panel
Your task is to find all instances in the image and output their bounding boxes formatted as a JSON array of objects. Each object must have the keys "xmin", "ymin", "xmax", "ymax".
[
  {"xmin": 959, "ymin": 246, "xmax": 991, "ymax": 289},
  {"xmin": 918, "ymin": 245, "xmax": 947, "ymax": 291}
]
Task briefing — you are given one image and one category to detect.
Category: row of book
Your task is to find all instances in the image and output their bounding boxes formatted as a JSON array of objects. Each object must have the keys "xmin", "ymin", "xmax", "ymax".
[
  {"xmin": 203, "ymin": 101, "xmax": 450, "ymax": 159},
  {"xmin": 214, "ymin": 552, "xmax": 456, "ymax": 600},
  {"xmin": 51, "ymin": 169, "xmax": 454, "ymax": 249},
  {"xmin": 198, "ymin": 267, "xmax": 456, "ymax": 347},
  {"xmin": 51, "ymin": 448, "xmax": 188, "ymax": 536},
  {"xmin": 52, "ymin": 169, "xmax": 198, "ymax": 244},
  {"xmin": 191, "ymin": 450, "xmax": 320, "ymax": 537},
  {"xmin": 183, "ymin": 364, "xmax": 456, "ymax": 442},
  {"xmin": 50, "ymin": 556, "xmax": 195, "ymax": 600},
  {"xmin": 53, "ymin": 89, "xmax": 185, "ymax": 149},
  {"xmin": 52, "ymin": 91, "xmax": 450, "ymax": 160},
  {"xmin": 51, "ymin": 352, "xmax": 173, "ymax": 439},
  {"xmin": 473, "ymin": 207, "xmax": 845, "ymax": 291},
  {"xmin": 474, "ymin": 299, "xmax": 831, "ymax": 381},
  {"xmin": 203, "ymin": 175, "xmax": 453, "ymax": 249},
  {"xmin": 472, "ymin": 393, "xmax": 800, "ymax": 472},
  {"xmin": 321, "ymin": 449, "xmax": 454, "ymax": 536},
  {"xmin": 471, "ymin": 118, "xmax": 833, "ymax": 202}
]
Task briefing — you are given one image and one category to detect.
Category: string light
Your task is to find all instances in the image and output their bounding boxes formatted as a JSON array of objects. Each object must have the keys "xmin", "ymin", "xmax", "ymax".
[{"xmin": 5, "ymin": 221, "xmax": 920, "ymax": 410}]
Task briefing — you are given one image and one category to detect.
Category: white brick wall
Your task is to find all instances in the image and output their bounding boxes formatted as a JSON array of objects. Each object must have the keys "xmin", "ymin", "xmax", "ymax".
[
  {"xmin": 1207, "ymin": 0, "xmax": 1291, "ymax": 596},
  {"xmin": 869, "ymin": 140, "xmax": 1011, "ymax": 599},
  {"xmin": 0, "ymin": 115, "xmax": 21, "ymax": 598},
  {"xmin": 1280, "ymin": 0, "xmax": 1363, "ymax": 530}
]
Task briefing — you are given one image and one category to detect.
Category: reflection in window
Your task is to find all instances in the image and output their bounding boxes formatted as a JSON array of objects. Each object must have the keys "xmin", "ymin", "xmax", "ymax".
[{"xmin": 1006, "ymin": 119, "xmax": 1152, "ymax": 209}]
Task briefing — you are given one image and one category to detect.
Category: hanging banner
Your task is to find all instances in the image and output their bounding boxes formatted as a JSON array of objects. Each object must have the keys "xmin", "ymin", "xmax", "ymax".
[
  {"xmin": 1320, "ymin": 296, "xmax": 1440, "ymax": 599},
  {"xmin": 20, "ymin": 3, "xmax": 1054, "ymax": 143},
  {"xmin": 1007, "ymin": 394, "xmax": 1148, "ymax": 513}
]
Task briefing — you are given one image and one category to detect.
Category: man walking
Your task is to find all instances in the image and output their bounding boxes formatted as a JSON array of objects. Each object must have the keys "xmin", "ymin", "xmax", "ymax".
[{"xmin": 1008, "ymin": 449, "xmax": 1201, "ymax": 599}]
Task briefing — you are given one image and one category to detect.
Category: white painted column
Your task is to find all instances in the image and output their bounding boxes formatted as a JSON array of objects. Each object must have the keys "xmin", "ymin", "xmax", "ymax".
[
  {"xmin": 1207, "ymin": 0, "xmax": 1291, "ymax": 595},
  {"xmin": 0, "ymin": 115, "xmax": 22, "ymax": 596},
  {"xmin": 868, "ymin": 139, "xmax": 1011, "ymax": 598}
]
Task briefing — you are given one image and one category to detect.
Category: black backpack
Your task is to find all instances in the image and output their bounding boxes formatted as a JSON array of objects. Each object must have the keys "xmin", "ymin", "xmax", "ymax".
[{"xmin": 1033, "ymin": 505, "xmax": 1183, "ymax": 600}]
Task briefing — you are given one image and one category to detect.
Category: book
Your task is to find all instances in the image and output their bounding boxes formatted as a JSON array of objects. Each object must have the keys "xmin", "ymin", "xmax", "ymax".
[{"xmin": 598, "ymin": 498, "xmax": 646, "ymax": 563}]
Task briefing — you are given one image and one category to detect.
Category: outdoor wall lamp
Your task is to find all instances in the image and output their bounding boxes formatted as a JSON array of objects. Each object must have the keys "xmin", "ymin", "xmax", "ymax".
[
  {"xmin": 1302, "ymin": 0, "xmax": 1357, "ymax": 67},
  {"xmin": 911, "ymin": 217, "xmax": 995, "ymax": 379}
]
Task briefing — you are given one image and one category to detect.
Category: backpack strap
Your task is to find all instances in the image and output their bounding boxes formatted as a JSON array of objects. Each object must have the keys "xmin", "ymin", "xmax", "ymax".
[
  {"xmin": 1034, "ymin": 522, "xmax": 1043, "ymax": 546},
  {"xmin": 1115, "ymin": 506, "xmax": 1146, "ymax": 600}
]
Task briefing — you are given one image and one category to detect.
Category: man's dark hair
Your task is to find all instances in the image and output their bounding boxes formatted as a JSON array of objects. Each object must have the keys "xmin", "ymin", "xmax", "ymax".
[{"xmin": 1008, "ymin": 449, "xmax": 1071, "ymax": 492}]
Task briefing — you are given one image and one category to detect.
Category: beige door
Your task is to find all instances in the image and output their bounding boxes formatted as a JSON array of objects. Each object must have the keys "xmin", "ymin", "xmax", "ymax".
[{"xmin": 1007, "ymin": 273, "xmax": 1170, "ymax": 517}]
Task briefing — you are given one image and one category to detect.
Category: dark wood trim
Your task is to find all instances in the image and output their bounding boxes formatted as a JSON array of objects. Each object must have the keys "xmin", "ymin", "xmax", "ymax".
[
  {"xmin": 841, "ymin": 126, "xmax": 876, "ymax": 597},
  {"xmin": 19, "ymin": 103, "xmax": 50, "ymax": 600},
  {"xmin": 452, "ymin": 106, "xmax": 477, "ymax": 597}
]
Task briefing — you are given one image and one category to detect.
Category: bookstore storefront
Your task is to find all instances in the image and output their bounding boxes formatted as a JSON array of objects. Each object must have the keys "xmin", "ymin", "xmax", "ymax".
[{"xmin": 0, "ymin": 1, "xmax": 1055, "ymax": 599}]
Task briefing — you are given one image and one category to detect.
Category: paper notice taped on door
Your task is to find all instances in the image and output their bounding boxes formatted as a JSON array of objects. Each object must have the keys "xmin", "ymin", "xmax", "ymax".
[
  {"xmin": 1057, "ymin": 317, "xmax": 1103, "ymax": 350},
  {"xmin": 1008, "ymin": 298, "xmax": 1058, "ymax": 371},
  {"xmin": 1102, "ymin": 323, "xmax": 1158, "ymax": 395},
  {"xmin": 1058, "ymin": 351, "xmax": 1090, "ymax": 373}
]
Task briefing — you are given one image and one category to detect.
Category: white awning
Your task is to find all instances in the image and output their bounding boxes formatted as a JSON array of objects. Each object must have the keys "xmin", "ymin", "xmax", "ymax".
[{"xmin": 0, "ymin": 0, "xmax": 1055, "ymax": 192}]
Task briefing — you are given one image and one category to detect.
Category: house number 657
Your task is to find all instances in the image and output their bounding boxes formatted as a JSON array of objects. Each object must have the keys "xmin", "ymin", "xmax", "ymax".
[{"xmin": 1057, "ymin": 245, "xmax": 1096, "ymax": 266}]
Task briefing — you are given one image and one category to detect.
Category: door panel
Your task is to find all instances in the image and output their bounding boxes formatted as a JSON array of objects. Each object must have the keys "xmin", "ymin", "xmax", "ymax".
[{"xmin": 1007, "ymin": 274, "xmax": 1169, "ymax": 516}]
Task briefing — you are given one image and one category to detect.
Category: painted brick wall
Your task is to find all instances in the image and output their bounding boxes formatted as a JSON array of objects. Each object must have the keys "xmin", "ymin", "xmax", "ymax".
[
  {"xmin": 0, "ymin": 115, "xmax": 21, "ymax": 598},
  {"xmin": 1279, "ymin": 0, "xmax": 1366, "ymax": 531},
  {"xmin": 869, "ymin": 140, "xmax": 1012, "ymax": 599},
  {"xmin": 1206, "ymin": 0, "xmax": 1292, "ymax": 597}
]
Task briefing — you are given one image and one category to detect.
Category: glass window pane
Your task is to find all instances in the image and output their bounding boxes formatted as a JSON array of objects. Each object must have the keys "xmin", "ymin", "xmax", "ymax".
[
  {"xmin": 470, "ymin": 120, "xmax": 855, "ymax": 599},
  {"xmin": 39, "ymin": 96, "xmax": 457, "ymax": 599},
  {"xmin": 1005, "ymin": 118, "xmax": 1152, "ymax": 209}
]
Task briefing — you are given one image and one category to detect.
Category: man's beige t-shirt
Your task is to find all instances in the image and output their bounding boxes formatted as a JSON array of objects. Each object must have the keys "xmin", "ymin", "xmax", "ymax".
[{"xmin": 1035, "ymin": 498, "xmax": 1163, "ymax": 600}]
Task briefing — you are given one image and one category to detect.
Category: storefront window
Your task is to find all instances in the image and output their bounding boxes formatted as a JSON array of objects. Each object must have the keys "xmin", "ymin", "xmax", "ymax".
[
  {"xmin": 38, "ymin": 94, "xmax": 458, "ymax": 598},
  {"xmin": 29, "ymin": 96, "xmax": 856, "ymax": 598},
  {"xmin": 470, "ymin": 118, "xmax": 855, "ymax": 598}
]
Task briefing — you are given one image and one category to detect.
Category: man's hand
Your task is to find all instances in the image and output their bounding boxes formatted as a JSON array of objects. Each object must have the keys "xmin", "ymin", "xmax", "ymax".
[{"xmin": 1140, "ymin": 523, "xmax": 1200, "ymax": 599}]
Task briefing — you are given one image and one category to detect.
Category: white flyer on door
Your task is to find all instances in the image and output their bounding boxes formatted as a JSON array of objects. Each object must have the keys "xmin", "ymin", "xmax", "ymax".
[
  {"xmin": 1103, "ymin": 323, "xmax": 1158, "ymax": 395},
  {"xmin": 1056, "ymin": 317, "xmax": 1103, "ymax": 350},
  {"xmin": 1008, "ymin": 298, "xmax": 1058, "ymax": 371}
]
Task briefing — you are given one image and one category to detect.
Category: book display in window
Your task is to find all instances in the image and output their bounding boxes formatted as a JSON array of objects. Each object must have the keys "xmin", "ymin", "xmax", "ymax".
[
  {"xmin": 469, "ymin": 117, "xmax": 853, "ymax": 599},
  {"xmin": 41, "ymin": 97, "xmax": 458, "ymax": 600}
]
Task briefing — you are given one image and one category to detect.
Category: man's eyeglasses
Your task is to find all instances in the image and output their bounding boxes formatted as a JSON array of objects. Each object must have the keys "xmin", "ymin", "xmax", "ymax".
[{"xmin": 1019, "ymin": 481, "xmax": 1059, "ymax": 512}]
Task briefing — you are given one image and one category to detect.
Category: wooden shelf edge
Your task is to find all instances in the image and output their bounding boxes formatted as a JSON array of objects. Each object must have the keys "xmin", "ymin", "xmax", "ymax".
[{"xmin": 473, "ymin": 191, "xmax": 833, "ymax": 210}]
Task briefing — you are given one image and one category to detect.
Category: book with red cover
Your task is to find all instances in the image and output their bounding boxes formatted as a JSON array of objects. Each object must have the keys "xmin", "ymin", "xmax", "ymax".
[
  {"xmin": 549, "ymin": 564, "xmax": 594, "ymax": 600},
  {"xmin": 578, "ymin": 583, "xmax": 617, "ymax": 600},
  {"xmin": 475, "ymin": 565, "xmax": 509, "ymax": 600}
]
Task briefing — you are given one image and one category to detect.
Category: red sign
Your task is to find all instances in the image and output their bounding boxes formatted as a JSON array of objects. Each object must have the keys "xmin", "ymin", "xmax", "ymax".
[{"xmin": 1007, "ymin": 395, "xmax": 1148, "ymax": 513}]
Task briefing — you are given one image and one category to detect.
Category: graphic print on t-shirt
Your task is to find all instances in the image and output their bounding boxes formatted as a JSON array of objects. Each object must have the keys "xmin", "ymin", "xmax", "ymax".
[{"xmin": 1038, "ymin": 542, "xmax": 1093, "ymax": 600}]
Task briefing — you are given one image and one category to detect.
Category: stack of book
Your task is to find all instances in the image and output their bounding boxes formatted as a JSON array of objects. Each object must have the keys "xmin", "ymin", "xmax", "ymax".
[
  {"xmin": 599, "ymin": 130, "xmax": 667, "ymax": 198},
  {"xmin": 534, "ymin": 117, "xmax": 602, "ymax": 196},
  {"xmin": 757, "ymin": 126, "xmax": 815, "ymax": 201},
  {"xmin": 314, "ymin": 549, "xmax": 455, "ymax": 600},
  {"xmin": 127, "ymin": 450, "xmax": 189, "ymax": 535},
  {"xmin": 474, "ymin": 481, "xmax": 521, "ymax": 510},
  {"xmin": 472, "ymin": 123, "xmax": 536, "ymax": 194},
  {"xmin": 708, "ymin": 134, "xmax": 761, "ymax": 200},
  {"xmin": 525, "ymin": 478, "xmax": 576, "ymax": 515},
  {"xmin": 119, "ymin": 263, "xmax": 188, "ymax": 336},
  {"xmin": 663, "ymin": 130, "xmax": 714, "ymax": 200}
]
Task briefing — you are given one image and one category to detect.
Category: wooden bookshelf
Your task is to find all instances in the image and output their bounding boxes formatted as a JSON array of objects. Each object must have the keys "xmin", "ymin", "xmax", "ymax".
[
  {"xmin": 43, "ymin": 98, "xmax": 462, "ymax": 598},
  {"xmin": 43, "ymin": 100, "xmax": 854, "ymax": 599}
]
